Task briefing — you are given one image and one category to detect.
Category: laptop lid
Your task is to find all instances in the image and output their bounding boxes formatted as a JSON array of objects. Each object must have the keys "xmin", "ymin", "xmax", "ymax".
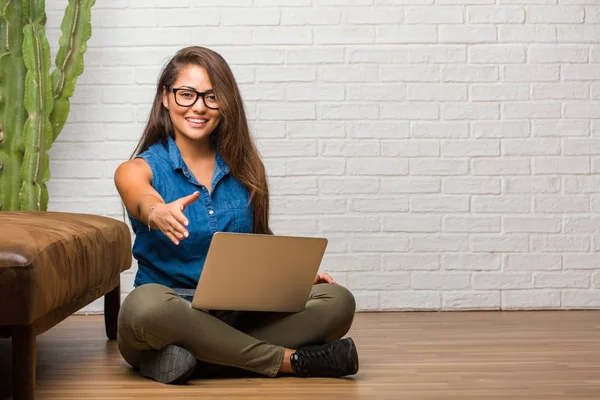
[{"xmin": 191, "ymin": 232, "xmax": 328, "ymax": 312}]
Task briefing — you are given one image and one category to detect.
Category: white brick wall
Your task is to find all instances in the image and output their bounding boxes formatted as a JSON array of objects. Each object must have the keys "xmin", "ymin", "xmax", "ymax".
[{"xmin": 45, "ymin": 0, "xmax": 600, "ymax": 313}]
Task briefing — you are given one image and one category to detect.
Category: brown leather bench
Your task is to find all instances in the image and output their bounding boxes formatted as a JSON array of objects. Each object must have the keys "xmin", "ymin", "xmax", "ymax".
[{"xmin": 0, "ymin": 211, "xmax": 132, "ymax": 400}]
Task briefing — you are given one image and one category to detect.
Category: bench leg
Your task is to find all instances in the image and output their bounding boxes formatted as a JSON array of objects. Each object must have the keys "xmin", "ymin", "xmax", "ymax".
[
  {"xmin": 12, "ymin": 325, "xmax": 35, "ymax": 400},
  {"xmin": 104, "ymin": 285, "xmax": 120, "ymax": 340}
]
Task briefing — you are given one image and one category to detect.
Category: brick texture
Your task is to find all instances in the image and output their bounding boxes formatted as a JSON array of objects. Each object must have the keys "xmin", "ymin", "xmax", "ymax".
[{"xmin": 45, "ymin": 0, "xmax": 600, "ymax": 312}]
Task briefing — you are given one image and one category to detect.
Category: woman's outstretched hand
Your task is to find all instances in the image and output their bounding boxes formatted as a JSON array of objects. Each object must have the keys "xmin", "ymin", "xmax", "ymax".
[
  {"xmin": 314, "ymin": 272, "xmax": 336, "ymax": 285},
  {"xmin": 150, "ymin": 191, "xmax": 200, "ymax": 245}
]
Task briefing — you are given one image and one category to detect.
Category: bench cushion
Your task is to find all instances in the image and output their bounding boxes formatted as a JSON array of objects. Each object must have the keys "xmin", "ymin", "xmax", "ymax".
[{"xmin": 0, "ymin": 212, "xmax": 132, "ymax": 326}]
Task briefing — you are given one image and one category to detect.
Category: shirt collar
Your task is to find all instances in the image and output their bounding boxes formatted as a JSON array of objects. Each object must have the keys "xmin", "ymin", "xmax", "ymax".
[{"xmin": 167, "ymin": 136, "xmax": 185, "ymax": 170}]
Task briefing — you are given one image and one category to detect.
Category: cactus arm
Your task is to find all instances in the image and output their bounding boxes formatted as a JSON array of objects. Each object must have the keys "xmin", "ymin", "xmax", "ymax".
[
  {"xmin": 50, "ymin": 0, "xmax": 94, "ymax": 141},
  {"xmin": 20, "ymin": 20, "xmax": 52, "ymax": 211},
  {"xmin": 0, "ymin": 1, "xmax": 7, "ymax": 47},
  {"xmin": 22, "ymin": 0, "xmax": 45, "ymax": 25},
  {"xmin": 0, "ymin": 0, "xmax": 26, "ymax": 211}
]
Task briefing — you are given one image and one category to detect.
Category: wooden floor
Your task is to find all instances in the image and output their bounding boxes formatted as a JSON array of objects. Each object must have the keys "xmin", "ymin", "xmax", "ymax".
[{"xmin": 1, "ymin": 312, "xmax": 599, "ymax": 399}]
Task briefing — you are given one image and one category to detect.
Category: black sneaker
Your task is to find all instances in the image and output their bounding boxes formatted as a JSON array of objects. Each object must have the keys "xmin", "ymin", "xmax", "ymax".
[
  {"xmin": 139, "ymin": 344, "xmax": 197, "ymax": 384},
  {"xmin": 290, "ymin": 337, "xmax": 359, "ymax": 378}
]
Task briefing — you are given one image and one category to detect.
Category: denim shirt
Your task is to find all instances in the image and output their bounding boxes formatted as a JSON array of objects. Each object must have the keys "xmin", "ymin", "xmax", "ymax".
[{"xmin": 130, "ymin": 136, "xmax": 253, "ymax": 289}]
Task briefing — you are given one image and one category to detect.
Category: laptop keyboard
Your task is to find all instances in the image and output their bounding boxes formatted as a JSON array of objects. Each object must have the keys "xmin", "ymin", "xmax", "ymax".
[{"xmin": 173, "ymin": 288, "xmax": 195, "ymax": 305}]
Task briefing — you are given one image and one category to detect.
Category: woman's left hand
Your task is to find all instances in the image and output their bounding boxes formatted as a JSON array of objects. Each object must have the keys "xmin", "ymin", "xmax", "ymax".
[{"xmin": 314, "ymin": 272, "xmax": 336, "ymax": 284}]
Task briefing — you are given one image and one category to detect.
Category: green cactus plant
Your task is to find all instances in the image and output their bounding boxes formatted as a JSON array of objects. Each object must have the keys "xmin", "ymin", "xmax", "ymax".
[{"xmin": 0, "ymin": 0, "xmax": 94, "ymax": 211}]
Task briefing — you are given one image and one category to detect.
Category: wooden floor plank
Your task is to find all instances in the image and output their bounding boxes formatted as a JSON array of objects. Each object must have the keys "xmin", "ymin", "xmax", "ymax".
[{"xmin": 1, "ymin": 311, "xmax": 599, "ymax": 399}]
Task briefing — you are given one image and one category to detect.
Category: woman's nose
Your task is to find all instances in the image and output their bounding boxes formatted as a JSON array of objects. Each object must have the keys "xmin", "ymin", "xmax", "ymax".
[{"xmin": 192, "ymin": 95, "xmax": 207, "ymax": 112}]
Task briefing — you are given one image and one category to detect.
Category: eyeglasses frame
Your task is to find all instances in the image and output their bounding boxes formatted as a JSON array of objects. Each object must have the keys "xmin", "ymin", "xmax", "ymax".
[{"xmin": 165, "ymin": 86, "xmax": 219, "ymax": 110}]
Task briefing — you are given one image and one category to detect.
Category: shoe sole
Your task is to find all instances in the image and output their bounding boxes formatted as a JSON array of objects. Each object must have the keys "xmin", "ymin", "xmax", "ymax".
[{"xmin": 140, "ymin": 345, "xmax": 197, "ymax": 384}]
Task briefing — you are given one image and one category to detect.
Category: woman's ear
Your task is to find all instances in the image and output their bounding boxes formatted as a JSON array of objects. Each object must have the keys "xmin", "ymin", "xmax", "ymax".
[{"xmin": 162, "ymin": 87, "xmax": 169, "ymax": 110}]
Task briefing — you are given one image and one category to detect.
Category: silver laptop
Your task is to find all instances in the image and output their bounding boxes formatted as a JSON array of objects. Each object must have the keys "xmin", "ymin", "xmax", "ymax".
[{"xmin": 190, "ymin": 232, "xmax": 328, "ymax": 312}]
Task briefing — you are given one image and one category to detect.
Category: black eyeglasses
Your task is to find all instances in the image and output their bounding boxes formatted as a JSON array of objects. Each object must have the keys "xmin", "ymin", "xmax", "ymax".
[{"xmin": 166, "ymin": 86, "xmax": 219, "ymax": 109}]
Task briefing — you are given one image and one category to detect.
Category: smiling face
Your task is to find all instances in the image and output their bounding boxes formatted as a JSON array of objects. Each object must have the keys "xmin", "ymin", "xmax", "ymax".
[{"xmin": 162, "ymin": 65, "xmax": 221, "ymax": 145}]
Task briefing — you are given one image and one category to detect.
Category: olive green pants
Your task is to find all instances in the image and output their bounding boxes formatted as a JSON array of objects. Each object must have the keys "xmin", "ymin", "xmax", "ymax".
[{"xmin": 117, "ymin": 283, "xmax": 356, "ymax": 377}]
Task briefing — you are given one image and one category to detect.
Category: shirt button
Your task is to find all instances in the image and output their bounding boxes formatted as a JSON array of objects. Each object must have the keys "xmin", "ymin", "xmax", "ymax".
[
  {"xmin": 183, "ymin": 170, "xmax": 190, "ymax": 177},
  {"xmin": 208, "ymin": 210, "xmax": 214, "ymax": 215}
]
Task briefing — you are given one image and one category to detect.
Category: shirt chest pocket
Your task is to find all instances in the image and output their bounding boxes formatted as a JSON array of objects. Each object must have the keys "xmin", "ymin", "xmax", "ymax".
[{"xmin": 227, "ymin": 200, "xmax": 253, "ymax": 233}]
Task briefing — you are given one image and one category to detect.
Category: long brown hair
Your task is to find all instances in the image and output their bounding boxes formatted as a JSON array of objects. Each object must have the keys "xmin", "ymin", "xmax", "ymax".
[{"xmin": 131, "ymin": 46, "xmax": 272, "ymax": 234}]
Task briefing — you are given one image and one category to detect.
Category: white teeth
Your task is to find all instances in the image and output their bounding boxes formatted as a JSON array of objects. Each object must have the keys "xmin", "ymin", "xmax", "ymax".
[{"xmin": 187, "ymin": 118, "xmax": 207, "ymax": 123}]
